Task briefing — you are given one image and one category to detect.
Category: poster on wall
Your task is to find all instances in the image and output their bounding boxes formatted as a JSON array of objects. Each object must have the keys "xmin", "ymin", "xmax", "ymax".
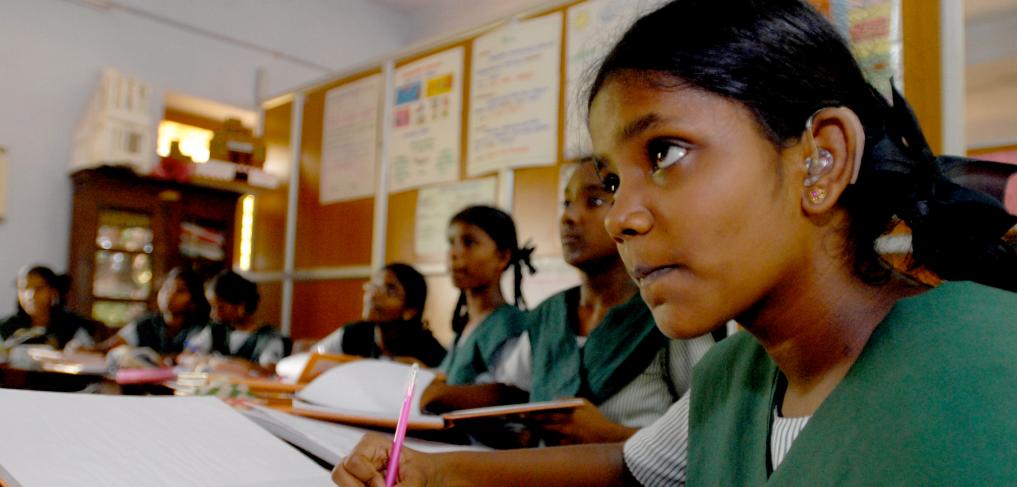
[
  {"xmin": 319, "ymin": 73, "xmax": 382, "ymax": 204},
  {"xmin": 811, "ymin": 0, "xmax": 903, "ymax": 95},
  {"xmin": 389, "ymin": 47, "xmax": 465, "ymax": 193},
  {"xmin": 467, "ymin": 12, "xmax": 563, "ymax": 177},
  {"xmin": 415, "ymin": 176, "xmax": 498, "ymax": 256},
  {"xmin": 563, "ymin": 0, "xmax": 670, "ymax": 160}
]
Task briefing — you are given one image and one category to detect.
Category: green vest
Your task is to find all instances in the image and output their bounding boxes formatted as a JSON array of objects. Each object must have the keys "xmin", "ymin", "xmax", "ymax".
[
  {"xmin": 528, "ymin": 287, "xmax": 668, "ymax": 404},
  {"xmin": 688, "ymin": 281, "xmax": 1017, "ymax": 486},
  {"xmin": 440, "ymin": 304, "xmax": 526, "ymax": 385}
]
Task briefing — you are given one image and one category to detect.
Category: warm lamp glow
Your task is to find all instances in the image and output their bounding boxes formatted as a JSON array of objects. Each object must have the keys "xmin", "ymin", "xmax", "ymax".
[
  {"xmin": 157, "ymin": 120, "xmax": 213, "ymax": 162},
  {"xmin": 239, "ymin": 194, "xmax": 255, "ymax": 271}
]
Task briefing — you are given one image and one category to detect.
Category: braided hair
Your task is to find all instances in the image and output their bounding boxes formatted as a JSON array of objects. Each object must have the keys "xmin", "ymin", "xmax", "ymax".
[{"xmin": 449, "ymin": 205, "xmax": 536, "ymax": 334}]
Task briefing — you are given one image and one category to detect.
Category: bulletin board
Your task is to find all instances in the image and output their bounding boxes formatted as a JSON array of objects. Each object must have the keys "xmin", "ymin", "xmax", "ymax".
[{"xmin": 260, "ymin": 0, "xmax": 943, "ymax": 341}]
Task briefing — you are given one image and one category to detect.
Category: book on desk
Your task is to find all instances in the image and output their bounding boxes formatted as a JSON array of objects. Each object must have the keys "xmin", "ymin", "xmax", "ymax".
[
  {"xmin": 0, "ymin": 388, "xmax": 335, "ymax": 487},
  {"xmin": 287, "ymin": 359, "xmax": 587, "ymax": 430}
]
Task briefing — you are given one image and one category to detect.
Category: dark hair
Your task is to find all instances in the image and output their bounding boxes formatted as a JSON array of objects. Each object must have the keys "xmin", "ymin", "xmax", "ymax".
[
  {"xmin": 15, "ymin": 265, "xmax": 71, "ymax": 310},
  {"xmin": 449, "ymin": 205, "xmax": 535, "ymax": 334},
  {"xmin": 589, "ymin": 0, "xmax": 1017, "ymax": 287},
  {"xmin": 163, "ymin": 266, "xmax": 210, "ymax": 321},
  {"xmin": 383, "ymin": 262, "xmax": 427, "ymax": 325},
  {"xmin": 207, "ymin": 270, "xmax": 259, "ymax": 315}
]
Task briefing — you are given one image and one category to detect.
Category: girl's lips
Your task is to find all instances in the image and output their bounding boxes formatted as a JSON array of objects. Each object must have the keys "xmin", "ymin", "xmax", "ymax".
[{"xmin": 631, "ymin": 264, "xmax": 680, "ymax": 285}]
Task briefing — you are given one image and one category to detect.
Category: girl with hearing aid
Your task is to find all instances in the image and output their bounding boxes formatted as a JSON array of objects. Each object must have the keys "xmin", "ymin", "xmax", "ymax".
[{"xmin": 333, "ymin": 1, "xmax": 1017, "ymax": 485}]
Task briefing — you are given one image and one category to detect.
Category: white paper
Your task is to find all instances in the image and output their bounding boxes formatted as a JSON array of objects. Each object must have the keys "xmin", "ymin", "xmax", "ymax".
[
  {"xmin": 564, "ymin": 0, "xmax": 671, "ymax": 159},
  {"xmin": 389, "ymin": 48, "xmax": 464, "ymax": 192},
  {"xmin": 0, "ymin": 389, "xmax": 332, "ymax": 487},
  {"xmin": 295, "ymin": 359, "xmax": 443, "ymax": 426},
  {"xmin": 243, "ymin": 406, "xmax": 489, "ymax": 466},
  {"xmin": 275, "ymin": 351, "xmax": 312, "ymax": 383},
  {"xmin": 414, "ymin": 177, "xmax": 499, "ymax": 256},
  {"xmin": 467, "ymin": 13, "xmax": 562, "ymax": 176},
  {"xmin": 320, "ymin": 74, "xmax": 382, "ymax": 204}
]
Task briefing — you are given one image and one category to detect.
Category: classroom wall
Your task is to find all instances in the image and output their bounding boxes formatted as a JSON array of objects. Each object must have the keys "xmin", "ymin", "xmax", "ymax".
[
  {"xmin": 966, "ymin": 5, "xmax": 1017, "ymax": 149},
  {"xmin": 0, "ymin": 0, "xmax": 412, "ymax": 316}
]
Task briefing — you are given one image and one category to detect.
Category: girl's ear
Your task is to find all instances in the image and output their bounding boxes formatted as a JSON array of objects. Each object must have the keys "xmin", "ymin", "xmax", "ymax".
[
  {"xmin": 797, "ymin": 107, "xmax": 865, "ymax": 215},
  {"xmin": 402, "ymin": 308, "xmax": 418, "ymax": 321},
  {"xmin": 496, "ymin": 248, "xmax": 513, "ymax": 273}
]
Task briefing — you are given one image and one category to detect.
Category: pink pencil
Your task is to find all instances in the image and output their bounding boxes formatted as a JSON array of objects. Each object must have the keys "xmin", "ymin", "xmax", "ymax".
[{"xmin": 385, "ymin": 363, "xmax": 419, "ymax": 487}]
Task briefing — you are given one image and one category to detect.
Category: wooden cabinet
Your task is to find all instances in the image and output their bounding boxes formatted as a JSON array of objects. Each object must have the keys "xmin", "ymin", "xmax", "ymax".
[{"xmin": 67, "ymin": 166, "xmax": 241, "ymax": 328}]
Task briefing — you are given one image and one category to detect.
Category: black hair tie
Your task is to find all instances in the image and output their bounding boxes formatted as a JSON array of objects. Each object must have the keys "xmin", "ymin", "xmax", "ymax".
[
  {"xmin": 866, "ymin": 86, "xmax": 1017, "ymax": 287},
  {"xmin": 514, "ymin": 241, "xmax": 537, "ymax": 276}
]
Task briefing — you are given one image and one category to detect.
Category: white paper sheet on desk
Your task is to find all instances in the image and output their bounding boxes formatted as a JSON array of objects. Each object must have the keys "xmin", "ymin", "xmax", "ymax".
[
  {"xmin": 294, "ymin": 359, "xmax": 442, "ymax": 426},
  {"xmin": 242, "ymin": 405, "xmax": 490, "ymax": 466},
  {"xmin": 0, "ymin": 389, "xmax": 333, "ymax": 487}
]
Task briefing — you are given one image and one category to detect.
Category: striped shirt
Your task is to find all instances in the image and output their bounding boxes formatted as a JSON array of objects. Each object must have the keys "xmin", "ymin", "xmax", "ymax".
[
  {"xmin": 497, "ymin": 332, "xmax": 713, "ymax": 428},
  {"xmin": 623, "ymin": 394, "xmax": 811, "ymax": 486}
]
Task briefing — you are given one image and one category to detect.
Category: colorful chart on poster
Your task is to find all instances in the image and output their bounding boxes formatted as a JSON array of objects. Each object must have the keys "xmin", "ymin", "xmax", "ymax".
[
  {"xmin": 467, "ymin": 13, "xmax": 562, "ymax": 177},
  {"xmin": 415, "ymin": 177, "xmax": 498, "ymax": 256},
  {"xmin": 390, "ymin": 48, "xmax": 464, "ymax": 192},
  {"xmin": 320, "ymin": 73, "xmax": 382, "ymax": 204},
  {"xmin": 564, "ymin": 0, "xmax": 670, "ymax": 160},
  {"xmin": 811, "ymin": 0, "xmax": 902, "ymax": 95}
]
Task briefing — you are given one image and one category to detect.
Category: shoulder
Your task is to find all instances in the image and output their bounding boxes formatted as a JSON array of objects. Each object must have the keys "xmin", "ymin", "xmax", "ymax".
[
  {"xmin": 894, "ymin": 281, "xmax": 1016, "ymax": 324},
  {"xmin": 528, "ymin": 288, "xmax": 575, "ymax": 315},
  {"xmin": 690, "ymin": 331, "xmax": 772, "ymax": 402},
  {"xmin": 485, "ymin": 304, "xmax": 528, "ymax": 334}
]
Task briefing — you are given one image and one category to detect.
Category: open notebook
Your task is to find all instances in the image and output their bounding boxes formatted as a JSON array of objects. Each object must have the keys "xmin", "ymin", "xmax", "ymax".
[
  {"xmin": 290, "ymin": 359, "xmax": 586, "ymax": 430},
  {"xmin": 0, "ymin": 389, "xmax": 334, "ymax": 487},
  {"xmin": 242, "ymin": 405, "xmax": 491, "ymax": 466}
]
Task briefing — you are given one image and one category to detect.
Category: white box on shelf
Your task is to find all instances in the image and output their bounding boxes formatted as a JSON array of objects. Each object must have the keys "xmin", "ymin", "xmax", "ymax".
[{"xmin": 71, "ymin": 68, "xmax": 154, "ymax": 174}]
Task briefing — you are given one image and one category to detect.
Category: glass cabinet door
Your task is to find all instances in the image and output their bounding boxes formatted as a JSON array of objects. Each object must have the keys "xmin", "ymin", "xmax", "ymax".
[{"xmin": 92, "ymin": 210, "xmax": 154, "ymax": 327}]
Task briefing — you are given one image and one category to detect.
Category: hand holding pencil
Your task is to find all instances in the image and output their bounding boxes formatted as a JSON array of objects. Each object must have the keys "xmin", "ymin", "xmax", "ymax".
[
  {"xmin": 333, "ymin": 364, "xmax": 432, "ymax": 487},
  {"xmin": 332, "ymin": 432, "xmax": 433, "ymax": 487}
]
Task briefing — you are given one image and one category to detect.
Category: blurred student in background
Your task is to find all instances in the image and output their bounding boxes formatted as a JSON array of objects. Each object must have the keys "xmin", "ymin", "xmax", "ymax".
[
  {"xmin": 437, "ymin": 205, "xmax": 534, "ymax": 386},
  {"xmin": 1, "ymin": 265, "xmax": 97, "ymax": 349},
  {"xmin": 99, "ymin": 267, "xmax": 210, "ymax": 355},
  {"xmin": 315, "ymin": 263, "xmax": 446, "ymax": 367},
  {"xmin": 187, "ymin": 270, "xmax": 289, "ymax": 374}
]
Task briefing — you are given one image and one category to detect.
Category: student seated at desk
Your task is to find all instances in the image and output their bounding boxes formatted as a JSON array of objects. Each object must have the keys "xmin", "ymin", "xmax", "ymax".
[
  {"xmin": 0, "ymin": 265, "xmax": 98, "ymax": 349},
  {"xmin": 422, "ymin": 161, "xmax": 713, "ymax": 445},
  {"xmin": 187, "ymin": 270, "xmax": 290, "ymax": 374},
  {"xmin": 98, "ymin": 266, "xmax": 210, "ymax": 358},
  {"xmin": 438, "ymin": 205, "xmax": 534, "ymax": 386},
  {"xmin": 334, "ymin": 1, "xmax": 1017, "ymax": 485},
  {"xmin": 314, "ymin": 263, "xmax": 446, "ymax": 368}
]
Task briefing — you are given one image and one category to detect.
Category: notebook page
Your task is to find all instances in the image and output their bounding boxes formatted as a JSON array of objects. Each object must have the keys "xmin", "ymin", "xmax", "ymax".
[{"xmin": 0, "ymin": 389, "xmax": 333, "ymax": 487}]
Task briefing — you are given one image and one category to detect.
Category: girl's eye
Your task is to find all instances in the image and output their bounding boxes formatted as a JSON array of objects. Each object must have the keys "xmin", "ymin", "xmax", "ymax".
[
  {"xmin": 601, "ymin": 173, "xmax": 619, "ymax": 194},
  {"xmin": 649, "ymin": 140, "xmax": 688, "ymax": 173},
  {"xmin": 588, "ymin": 197, "xmax": 606, "ymax": 208}
]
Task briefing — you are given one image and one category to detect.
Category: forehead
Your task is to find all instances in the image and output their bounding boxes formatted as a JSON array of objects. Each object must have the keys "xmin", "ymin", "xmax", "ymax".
[
  {"xmin": 375, "ymin": 269, "xmax": 401, "ymax": 284},
  {"xmin": 566, "ymin": 163, "xmax": 602, "ymax": 191},
  {"xmin": 588, "ymin": 75, "xmax": 759, "ymax": 155},
  {"xmin": 449, "ymin": 220, "xmax": 490, "ymax": 238},
  {"xmin": 19, "ymin": 274, "xmax": 47, "ymax": 288}
]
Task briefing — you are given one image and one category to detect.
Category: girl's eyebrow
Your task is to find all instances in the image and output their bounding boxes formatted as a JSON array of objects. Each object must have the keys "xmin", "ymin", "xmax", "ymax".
[{"xmin": 617, "ymin": 113, "xmax": 662, "ymax": 143}]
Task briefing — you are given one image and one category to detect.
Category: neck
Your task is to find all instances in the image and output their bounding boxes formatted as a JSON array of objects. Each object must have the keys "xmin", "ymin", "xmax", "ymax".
[
  {"xmin": 743, "ymin": 256, "xmax": 917, "ymax": 416},
  {"xmin": 30, "ymin": 307, "xmax": 52, "ymax": 328},
  {"xmin": 464, "ymin": 284, "xmax": 506, "ymax": 330},
  {"xmin": 574, "ymin": 258, "xmax": 638, "ymax": 336},
  {"xmin": 162, "ymin": 311, "xmax": 186, "ymax": 331}
]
